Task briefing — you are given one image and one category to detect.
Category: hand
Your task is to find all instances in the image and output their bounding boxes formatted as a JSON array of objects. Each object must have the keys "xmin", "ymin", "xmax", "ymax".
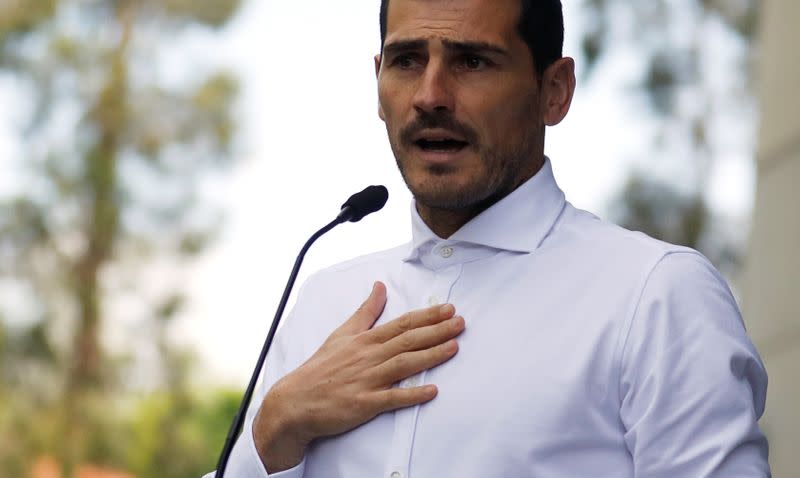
[{"xmin": 253, "ymin": 281, "xmax": 465, "ymax": 472}]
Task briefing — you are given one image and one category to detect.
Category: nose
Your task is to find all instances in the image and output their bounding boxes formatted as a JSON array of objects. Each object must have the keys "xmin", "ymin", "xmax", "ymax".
[{"xmin": 412, "ymin": 60, "xmax": 455, "ymax": 114}]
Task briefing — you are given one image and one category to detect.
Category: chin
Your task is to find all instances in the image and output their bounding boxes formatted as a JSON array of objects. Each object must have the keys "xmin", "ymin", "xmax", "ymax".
[{"xmin": 407, "ymin": 174, "xmax": 493, "ymax": 211}]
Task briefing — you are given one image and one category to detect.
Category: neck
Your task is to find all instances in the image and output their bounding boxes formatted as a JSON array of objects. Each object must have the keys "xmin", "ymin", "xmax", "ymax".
[
  {"xmin": 416, "ymin": 203, "xmax": 484, "ymax": 239},
  {"xmin": 416, "ymin": 156, "xmax": 546, "ymax": 239}
]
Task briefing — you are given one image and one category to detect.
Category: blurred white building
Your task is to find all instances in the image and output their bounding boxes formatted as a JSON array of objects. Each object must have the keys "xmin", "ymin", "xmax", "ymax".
[{"xmin": 744, "ymin": 0, "xmax": 800, "ymax": 475}]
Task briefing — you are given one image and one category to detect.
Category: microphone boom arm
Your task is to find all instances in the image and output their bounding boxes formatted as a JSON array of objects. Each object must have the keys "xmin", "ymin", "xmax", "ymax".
[
  {"xmin": 214, "ymin": 184, "xmax": 387, "ymax": 476},
  {"xmin": 215, "ymin": 215, "xmax": 344, "ymax": 477}
]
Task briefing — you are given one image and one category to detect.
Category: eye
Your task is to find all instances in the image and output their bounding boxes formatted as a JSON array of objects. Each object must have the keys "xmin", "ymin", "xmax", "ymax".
[
  {"xmin": 391, "ymin": 54, "xmax": 421, "ymax": 69},
  {"xmin": 459, "ymin": 55, "xmax": 489, "ymax": 71}
]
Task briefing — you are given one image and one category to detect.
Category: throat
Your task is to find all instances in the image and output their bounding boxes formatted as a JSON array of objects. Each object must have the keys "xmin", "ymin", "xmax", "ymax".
[{"xmin": 415, "ymin": 203, "xmax": 485, "ymax": 239}]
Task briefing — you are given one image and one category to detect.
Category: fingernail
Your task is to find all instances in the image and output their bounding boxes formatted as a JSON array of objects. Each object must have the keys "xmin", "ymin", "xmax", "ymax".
[
  {"xmin": 372, "ymin": 281, "xmax": 385, "ymax": 295},
  {"xmin": 446, "ymin": 339, "xmax": 459, "ymax": 352},
  {"xmin": 439, "ymin": 304, "xmax": 454, "ymax": 315}
]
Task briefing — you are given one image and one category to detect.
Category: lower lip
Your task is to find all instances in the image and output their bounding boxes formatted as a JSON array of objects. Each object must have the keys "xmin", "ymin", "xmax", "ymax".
[{"xmin": 411, "ymin": 145, "xmax": 470, "ymax": 164}]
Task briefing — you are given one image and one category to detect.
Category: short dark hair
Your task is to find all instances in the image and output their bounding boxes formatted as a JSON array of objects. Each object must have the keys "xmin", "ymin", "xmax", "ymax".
[{"xmin": 379, "ymin": 0, "xmax": 564, "ymax": 77}]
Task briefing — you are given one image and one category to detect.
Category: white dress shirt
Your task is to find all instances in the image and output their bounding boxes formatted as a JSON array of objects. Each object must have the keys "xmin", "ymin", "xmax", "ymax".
[{"xmin": 206, "ymin": 158, "xmax": 770, "ymax": 478}]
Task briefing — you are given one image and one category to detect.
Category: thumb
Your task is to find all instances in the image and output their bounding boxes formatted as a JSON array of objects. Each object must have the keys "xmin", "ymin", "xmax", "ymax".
[{"xmin": 337, "ymin": 281, "xmax": 387, "ymax": 335}]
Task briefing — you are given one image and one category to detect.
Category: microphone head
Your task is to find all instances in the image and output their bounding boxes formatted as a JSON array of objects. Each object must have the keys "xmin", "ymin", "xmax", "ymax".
[{"xmin": 340, "ymin": 185, "xmax": 389, "ymax": 222}]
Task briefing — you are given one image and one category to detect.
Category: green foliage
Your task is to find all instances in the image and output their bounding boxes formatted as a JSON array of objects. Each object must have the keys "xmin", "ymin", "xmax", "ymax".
[
  {"xmin": 0, "ymin": 0, "xmax": 243, "ymax": 475},
  {"xmin": 125, "ymin": 389, "xmax": 241, "ymax": 478},
  {"xmin": 162, "ymin": 0, "xmax": 244, "ymax": 27},
  {"xmin": 0, "ymin": 0, "xmax": 58, "ymax": 41},
  {"xmin": 581, "ymin": 0, "xmax": 758, "ymax": 78},
  {"xmin": 0, "ymin": 384, "xmax": 242, "ymax": 478},
  {"xmin": 614, "ymin": 174, "xmax": 706, "ymax": 244},
  {"xmin": 580, "ymin": 0, "xmax": 758, "ymax": 271}
]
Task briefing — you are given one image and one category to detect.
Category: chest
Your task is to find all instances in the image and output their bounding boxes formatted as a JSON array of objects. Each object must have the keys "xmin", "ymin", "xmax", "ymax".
[{"xmin": 304, "ymin": 256, "xmax": 634, "ymax": 477}]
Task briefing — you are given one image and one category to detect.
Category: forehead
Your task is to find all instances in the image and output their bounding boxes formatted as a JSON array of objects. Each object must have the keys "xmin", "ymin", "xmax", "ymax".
[{"xmin": 384, "ymin": 0, "xmax": 522, "ymax": 47}]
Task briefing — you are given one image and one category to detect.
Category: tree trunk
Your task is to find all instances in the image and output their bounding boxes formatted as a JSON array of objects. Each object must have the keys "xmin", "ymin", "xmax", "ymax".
[{"xmin": 60, "ymin": 5, "xmax": 132, "ymax": 475}]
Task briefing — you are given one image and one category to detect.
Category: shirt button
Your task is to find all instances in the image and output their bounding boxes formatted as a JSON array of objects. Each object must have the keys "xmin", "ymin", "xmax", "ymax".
[
  {"xmin": 427, "ymin": 295, "xmax": 440, "ymax": 306},
  {"xmin": 439, "ymin": 246, "xmax": 454, "ymax": 258},
  {"xmin": 390, "ymin": 472, "xmax": 402, "ymax": 478}
]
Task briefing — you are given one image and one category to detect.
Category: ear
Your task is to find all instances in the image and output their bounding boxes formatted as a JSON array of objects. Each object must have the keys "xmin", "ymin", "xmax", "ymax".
[
  {"xmin": 541, "ymin": 57, "xmax": 576, "ymax": 127},
  {"xmin": 375, "ymin": 54, "xmax": 386, "ymax": 121}
]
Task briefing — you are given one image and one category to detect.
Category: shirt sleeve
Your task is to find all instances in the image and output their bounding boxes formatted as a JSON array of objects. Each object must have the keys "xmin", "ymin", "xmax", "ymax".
[
  {"xmin": 619, "ymin": 251, "xmax": 770, "ymax": 477},
  {"xmin": 202, "ymin": 280, "xmax": 317, "ymax": 478}
]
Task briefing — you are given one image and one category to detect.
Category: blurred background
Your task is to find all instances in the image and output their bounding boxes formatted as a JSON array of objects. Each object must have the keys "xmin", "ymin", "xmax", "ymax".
[{"xmin": 0, "ymin": 0, "xmax": 796, "ymax": 477}]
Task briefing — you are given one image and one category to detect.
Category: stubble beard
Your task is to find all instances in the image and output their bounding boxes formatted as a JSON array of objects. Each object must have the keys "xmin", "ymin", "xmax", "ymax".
[{"xmin": 390, "ymin": 132, "xmax": 540, "ymax": 213}]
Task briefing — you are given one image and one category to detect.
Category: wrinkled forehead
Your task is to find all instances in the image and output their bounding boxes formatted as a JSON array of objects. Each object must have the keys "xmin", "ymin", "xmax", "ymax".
[{"xmin": 384, "ymin": 0, "xmax": 522, "ymax": 48}]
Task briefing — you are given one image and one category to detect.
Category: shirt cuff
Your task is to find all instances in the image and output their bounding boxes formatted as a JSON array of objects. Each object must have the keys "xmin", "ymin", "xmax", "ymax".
[
  {"xmin": 202, "ymin": 422, "xmax": 306, "ymax": 478},
  {"xmin": 245, "ymin": 417, "xmax": 307, "ymax": 478}
]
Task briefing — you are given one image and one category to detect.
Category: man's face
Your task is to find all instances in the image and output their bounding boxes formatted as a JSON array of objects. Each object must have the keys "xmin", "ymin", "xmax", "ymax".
[{"xmin": 377, "ymin": 0, "xmax": 545, "ymax": 211}]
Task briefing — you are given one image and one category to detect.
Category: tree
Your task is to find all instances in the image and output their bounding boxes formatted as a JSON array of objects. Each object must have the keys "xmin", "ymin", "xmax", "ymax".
[
  {"xmin": 0, "ymin": 0, "xmax": 241, "ymax": 475},
  {"xmin": 124, "ymin": 388, "xmax": 241, "ymax": 478},
  {"xmin": 580, "ymin": 0, "xmax": 758, "ymax": 275}
]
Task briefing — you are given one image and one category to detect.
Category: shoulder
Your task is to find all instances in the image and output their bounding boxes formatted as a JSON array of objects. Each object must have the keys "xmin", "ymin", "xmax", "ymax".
[
  {"xmin": 302, "ymin": 242, "xmax": 410, "ymax": 288},
  {"xmin": 558, "ymin": 203, "xmax": 744, "ymax": 318},
  {"xmin": 288, "ymin": 242, "xmax": 410, "ymax": 323},
  {"xmin": 605, "ymin": 220, "xmax": 757, "ymax": 388},
  {"xmin": 552, "ymin": 203, "xmax": 695, "ymax": 262},
  {"xmin": 278, "ymin": 242, "xmax": 412, "ymax": 359},
  {"xmin": 622, "ymin": 249, "xmax": 747, "ymax": 350},
  {"xmin": 544, "ymin": 203, "xmax": 709, "ymax": 295},
  {"xmin": 549, "ymin": 203, "xmax": 746, "ymax": 337}
]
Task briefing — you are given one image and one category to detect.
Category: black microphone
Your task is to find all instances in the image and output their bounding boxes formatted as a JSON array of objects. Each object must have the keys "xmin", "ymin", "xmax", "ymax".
[
  {"xmin": 337, "ymin": 185, "xmax": 389, "ymax": 223},
  {"xmin": 215, "ymin": 186, "xmax": 388, "ymax": 477}
]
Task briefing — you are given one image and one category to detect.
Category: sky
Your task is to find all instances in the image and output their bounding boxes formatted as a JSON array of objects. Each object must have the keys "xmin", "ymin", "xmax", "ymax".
[{"xmin": 0, "ymin": 0, "xmax": 757, "ymax": 386}]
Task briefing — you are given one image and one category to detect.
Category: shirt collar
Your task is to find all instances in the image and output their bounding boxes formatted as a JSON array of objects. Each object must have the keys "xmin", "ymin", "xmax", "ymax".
[{"xmin": 403, "ymin": 157, "xmax": 566, "ymax": 262}]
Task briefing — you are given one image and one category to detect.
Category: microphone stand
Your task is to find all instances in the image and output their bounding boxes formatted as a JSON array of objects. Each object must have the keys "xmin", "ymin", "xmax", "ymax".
[
  {"xmin": 215, "ymin": 215, "xmax": 344, "ymax": 477},
  {"xmin": 214, "ymin": 182, "xmax": 388, "ymax": 477}
]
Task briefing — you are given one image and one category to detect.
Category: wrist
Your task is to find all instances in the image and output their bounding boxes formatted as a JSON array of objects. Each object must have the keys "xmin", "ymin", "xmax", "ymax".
[{"xmin": 253, "ymin": 383, "xmax": 312, "ymax": 473}]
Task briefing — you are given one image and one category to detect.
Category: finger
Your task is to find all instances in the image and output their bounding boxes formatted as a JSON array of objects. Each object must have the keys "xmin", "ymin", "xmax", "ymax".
[
  {"xmin": 378, "ymin": 315, "xmax": 465, "ymax": 360},
  {"xmin": 368, "ymin": 303, "xmax": 456, "ymax": 344},
  {"xmin": 370, "ymin": 339, "xmax": 459, "ymax": 386},
  {"xmin": 336, "ymin": 281, "xmax": 387, "ymax": 336},
  {"xmin": 372, "ymin": 384, "xmax": 438, "ymax": 414}
]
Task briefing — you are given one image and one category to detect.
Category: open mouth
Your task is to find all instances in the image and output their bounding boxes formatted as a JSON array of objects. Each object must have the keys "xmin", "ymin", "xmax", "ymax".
[{"xmin": 414, "ymin": 138, "xmax": 469, "ymax": 153}]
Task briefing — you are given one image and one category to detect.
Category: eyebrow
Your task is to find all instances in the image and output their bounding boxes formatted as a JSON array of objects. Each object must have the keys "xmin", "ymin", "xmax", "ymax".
[
  {"xmin": 442, "ymin": 39, "xmax": 509, "ymax": 57},
  {"xmin": 382, "ymin": 39, "xmax": 427, "ymax": 55},
  {"xmin": 382, "ymin": 38, "xmax": 509, "ymax": 57}
]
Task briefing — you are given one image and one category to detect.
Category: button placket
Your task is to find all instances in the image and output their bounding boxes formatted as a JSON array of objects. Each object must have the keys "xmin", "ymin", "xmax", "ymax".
[{"xmin": 384, "ymin": 260, "xmax": 463, "ymax": 478}]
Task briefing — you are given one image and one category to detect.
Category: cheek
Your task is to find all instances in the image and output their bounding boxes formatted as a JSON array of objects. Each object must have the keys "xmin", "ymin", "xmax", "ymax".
[
  {"xmin": 377, "ymin": 92, "xmax": 390, "ymax": 121},
  {"xmin": 377, "ymin": 81, "xmax": 406, "ymax": 120},
  {"xmin": 377, "ymin": 96, "xmax": 397, "ymax": 135},
  {"xmin": 377, "ymin": 82, "xmax": 392, "ymax": 118},
  {"xmin": 482, "ymin": 93, "xmax": 538, "ymax": 145},
  {"xmin": 378, "ymin": 100, "xmax": 386, "ymax": 122}
]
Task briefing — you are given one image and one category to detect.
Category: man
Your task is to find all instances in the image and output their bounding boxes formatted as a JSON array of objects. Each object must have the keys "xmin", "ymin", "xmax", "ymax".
[{"xmin": 208, "ymin": 0, "xmax": 770, "ymax": 476}]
